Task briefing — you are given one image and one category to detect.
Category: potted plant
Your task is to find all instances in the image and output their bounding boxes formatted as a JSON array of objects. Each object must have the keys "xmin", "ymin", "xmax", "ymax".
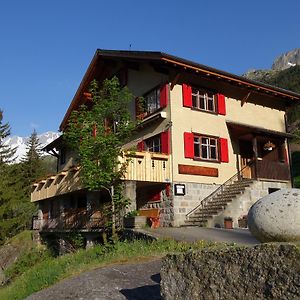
[
  {"xmin": 123, "ymin": 210, "xmax": 147, "ymax": 229},
  {"xmin": 224, "ymin": 217, "xmax": 233, "ymax": 229}
]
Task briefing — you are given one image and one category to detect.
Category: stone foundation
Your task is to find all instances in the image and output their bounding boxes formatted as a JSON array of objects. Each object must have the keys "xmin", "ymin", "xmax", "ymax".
[{"xmin": 172, "ymin": 182, "xmax": 219, "ymax": 227}]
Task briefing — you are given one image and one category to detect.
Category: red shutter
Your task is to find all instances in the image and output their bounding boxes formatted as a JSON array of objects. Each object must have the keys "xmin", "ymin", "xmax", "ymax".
[
  {"xmin": 184, "ymin": 132, "xmax": 194, "ymax": 158},
  {"xmin": 160, "ymin": 84, "xmax": 169, "ymax": 108},
  {"xmin": 137, "ymin": 141, "xmax": 144, "ymax": 152},
  {"xmin": 161, "ymin": 130, "xmax": 170, "ymax": 154},
  {"xmin": 182, "ymin": 84, "xmax": 192, "ymax": 107},
  {"xmin": 220, "ymin": 138, "xmax": 229, "ymax": 163},
  {"xmin": 217, "ymin": 94, "xmax": 226, "ymax": 115}
]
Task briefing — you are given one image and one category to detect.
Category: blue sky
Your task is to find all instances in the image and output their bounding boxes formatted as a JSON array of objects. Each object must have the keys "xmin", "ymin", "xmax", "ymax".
[{"xmin": 0, "ymin": 0, "xmax": 299, "ymax": 137}]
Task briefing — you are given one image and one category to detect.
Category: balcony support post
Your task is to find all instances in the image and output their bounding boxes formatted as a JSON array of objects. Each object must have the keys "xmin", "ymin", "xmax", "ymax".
[{"xmin": 124, "ymin": 180, "xmax": 137, "ymax": 212}]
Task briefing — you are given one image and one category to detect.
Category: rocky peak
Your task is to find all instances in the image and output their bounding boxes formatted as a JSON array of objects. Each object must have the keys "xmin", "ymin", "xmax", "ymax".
[{"xmin": 272, "ymin": 48, "xmax": 300, "ymax": 71}]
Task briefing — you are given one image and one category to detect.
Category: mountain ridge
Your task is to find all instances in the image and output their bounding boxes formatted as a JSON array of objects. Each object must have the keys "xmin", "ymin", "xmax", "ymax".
[{"xmin": 4, "ymin": 131, "xmax": 61, "ymax": 163}]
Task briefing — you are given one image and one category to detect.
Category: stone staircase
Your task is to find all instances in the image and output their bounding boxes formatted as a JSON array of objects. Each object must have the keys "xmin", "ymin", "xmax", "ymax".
[{"xmin": 184, "ymin": 178, "xmax": 254, "ymax": 227}]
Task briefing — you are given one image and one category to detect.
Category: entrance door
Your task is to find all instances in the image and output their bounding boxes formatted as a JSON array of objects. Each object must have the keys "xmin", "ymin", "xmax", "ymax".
[{"xmin": 239, "ymin": 140, "xmax": 253, "ymax": 179}]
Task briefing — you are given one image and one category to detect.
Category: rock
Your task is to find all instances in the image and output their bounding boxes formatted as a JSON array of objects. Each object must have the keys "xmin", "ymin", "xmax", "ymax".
[
  {"xmin": 160, "ymin": 244, "xmax": 300, "ymax": 300},
  {"xmin": 248, "ymin": 189, "xmax": 300, "ymax": 242},
  {"xmin": 272, "ymin": 48, "xmax": 300, "ymax": 70}
]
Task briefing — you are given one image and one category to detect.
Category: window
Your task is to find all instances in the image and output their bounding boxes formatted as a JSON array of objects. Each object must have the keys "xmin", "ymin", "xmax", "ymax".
[
  {"xmin": 145, "ymin": 135, "xmax": 161, "ymax": 153},
  {"xmin": 194, "ymin": 135, "xmax": 218, "ymax": 161},
  {"xmin": 144, "ymin": 88, "xmax": 160, "ymax": 114},
  {"xmin": 192, "ymin": 88, "xmax": 216, "ymax": 112}
]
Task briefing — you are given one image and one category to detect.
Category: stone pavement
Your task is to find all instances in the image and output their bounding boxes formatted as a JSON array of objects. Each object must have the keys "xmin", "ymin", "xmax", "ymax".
[
  {"xmin": 139, "ymin": 226, "xmax": 259, "ymax": 245},
  {"xmin": 27, "ymin": 259, "xmax": 162, "ymax": 300}
]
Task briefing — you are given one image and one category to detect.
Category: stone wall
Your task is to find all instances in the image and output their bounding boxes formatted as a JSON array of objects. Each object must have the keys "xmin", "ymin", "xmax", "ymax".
[
  {"xmin": 161, "ymin": 243, "xmax": 300, "ymax": 300},
  {"xmin": 172, "ymin": 182, "xmax": 219, "ymax": 227},
  {"xmin": 208, "ymin": 180, "xmax": 290, "ymax": 228}
]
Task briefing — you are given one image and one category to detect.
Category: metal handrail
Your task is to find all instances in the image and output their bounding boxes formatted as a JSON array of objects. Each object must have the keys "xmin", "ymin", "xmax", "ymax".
[{"xmin": 186, "ymin": 160, "xmax": 255, "ymax": 218}]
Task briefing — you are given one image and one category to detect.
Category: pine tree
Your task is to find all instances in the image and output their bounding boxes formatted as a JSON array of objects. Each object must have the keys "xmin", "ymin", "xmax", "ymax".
[
  {"xmin": 21, "ymin": 129, "xmax": 45, "ymax": 186},
  {"xmin": 0, "ymin": 109, "xmax": 16, "ymax": 164}
]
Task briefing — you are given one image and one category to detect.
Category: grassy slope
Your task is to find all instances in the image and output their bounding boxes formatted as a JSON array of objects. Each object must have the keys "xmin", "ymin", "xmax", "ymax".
[{"xmin": 0, "ymin": 238, "xmax": 219, "ymax": 300}]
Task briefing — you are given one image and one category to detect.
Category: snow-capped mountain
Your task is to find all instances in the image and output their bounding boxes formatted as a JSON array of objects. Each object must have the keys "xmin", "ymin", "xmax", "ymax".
[{"xmin": 3, "ymin": 131, "xmax": 61, "ymax": 163}]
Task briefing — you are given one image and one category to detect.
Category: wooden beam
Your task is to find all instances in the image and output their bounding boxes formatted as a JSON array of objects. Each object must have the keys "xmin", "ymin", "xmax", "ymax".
[
  {"xmin": 241, "ymin": 91, "xmax": 251, "ymax": 107},
  {"xmin": 170, "ymin": 73, "xmax": 181, "ymax": 91}
]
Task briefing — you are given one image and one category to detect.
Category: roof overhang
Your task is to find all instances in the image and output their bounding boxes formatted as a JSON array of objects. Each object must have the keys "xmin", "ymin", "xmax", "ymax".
[{"xmin": 226, "ymin": 121, "xmax": 295, "ymax": 139}]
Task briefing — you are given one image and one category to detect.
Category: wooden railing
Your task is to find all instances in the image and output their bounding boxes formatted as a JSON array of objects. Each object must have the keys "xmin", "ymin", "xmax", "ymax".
[
  {"xmin": 255, "ymin": 160, "xmax": 290, "ymax": 181},
  {"xmin": 31, "ymin": 152, "xmax": 170, "ymax": 202}
]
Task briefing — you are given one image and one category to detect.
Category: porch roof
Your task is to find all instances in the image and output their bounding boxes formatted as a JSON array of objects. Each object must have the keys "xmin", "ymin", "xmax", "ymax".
[{"xmin": 226, "ymin": 121, "xmax": 295, "ymax": 139}]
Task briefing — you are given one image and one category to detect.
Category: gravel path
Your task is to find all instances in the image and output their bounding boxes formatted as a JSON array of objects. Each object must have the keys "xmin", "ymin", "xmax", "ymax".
[{"xmin": 26, "ymin": 259, "xmax": 162, "ymax": 300}]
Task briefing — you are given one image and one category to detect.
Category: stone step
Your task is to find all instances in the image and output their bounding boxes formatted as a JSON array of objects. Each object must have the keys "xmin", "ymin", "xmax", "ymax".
[
  {"xmin": 183, "ymin": 220, "xmax": 208, "ymax": 226},
  {"xmin": 191, "ymin": 211, "xmax": 218, "ymax": 217}
]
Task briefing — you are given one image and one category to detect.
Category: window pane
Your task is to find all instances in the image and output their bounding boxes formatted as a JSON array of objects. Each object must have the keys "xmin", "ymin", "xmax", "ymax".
[
  {"xmin": 210, "ymin": 146, "xmax": 217, "ymax": 159},
  {"xmin": 208, "ymin": 98, "xmax": 214, "ymax": 111},
  {"xmin": 199, "ymin": 96, "xmax": 205, "ymax": 110},
  {"xmin": 210, "ymin": 139, "xmax": 216, "ymax": 146},
  {"xmin": 192, "ymin": 95, "xmax": 197, "ymax": 107},
  {"xmin": 201, "ymin": 137, "xmax": 208, "ymax": 145},
  {"xmin": 201, "ymin": 145, "xmax": 208, "ymax": 158}
]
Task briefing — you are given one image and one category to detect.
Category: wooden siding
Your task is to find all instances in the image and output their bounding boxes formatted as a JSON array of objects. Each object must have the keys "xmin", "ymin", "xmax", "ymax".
[{"xmin": 31, "ymin": 152, "xmax": 171, "ymax": 202}]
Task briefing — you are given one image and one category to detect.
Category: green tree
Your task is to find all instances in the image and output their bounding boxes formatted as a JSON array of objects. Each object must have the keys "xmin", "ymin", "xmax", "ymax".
[
  {"xmin": 21, "ymin": 129, "xmax": 46, "ymax": 188},
  {"xmin": 0, "ymin": 109, "xmax": 16, "ymax": 164},
  {"xmin": 64, "ymin": 77, "xmax": 137, "ymax": 238}
]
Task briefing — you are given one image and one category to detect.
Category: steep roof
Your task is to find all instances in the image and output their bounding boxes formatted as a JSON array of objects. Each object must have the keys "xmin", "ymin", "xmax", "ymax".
[{"xmin": 59, "ymin": 49, "xmax": 300, "ymax": 131}]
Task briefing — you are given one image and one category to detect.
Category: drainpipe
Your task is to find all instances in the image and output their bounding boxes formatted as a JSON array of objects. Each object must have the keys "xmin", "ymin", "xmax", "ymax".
[
  {"xmin": 284, "ymin": 113, "xmax": 293, "ymax": 187},
  {"xmin": 252, "ymin": 135, "xmax": 258, "ymax": 179}
]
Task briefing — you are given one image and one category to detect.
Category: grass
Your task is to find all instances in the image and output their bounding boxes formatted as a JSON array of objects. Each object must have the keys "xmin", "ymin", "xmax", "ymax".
[{"xmin": 0, "ymin": 238, "xmax": 219, "ymax": 300}]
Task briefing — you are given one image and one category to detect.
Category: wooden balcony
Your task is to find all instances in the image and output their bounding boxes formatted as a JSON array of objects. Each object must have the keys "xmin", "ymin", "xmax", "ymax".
[{"xmin": 31, "ymin": 152, "xmax": 171, "ymax": 202}]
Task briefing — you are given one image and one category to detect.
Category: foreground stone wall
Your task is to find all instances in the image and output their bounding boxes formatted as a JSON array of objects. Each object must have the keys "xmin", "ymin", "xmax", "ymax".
[{"xmin": 161, "ymin": 244, "xmax": 300, "ymax": 300}]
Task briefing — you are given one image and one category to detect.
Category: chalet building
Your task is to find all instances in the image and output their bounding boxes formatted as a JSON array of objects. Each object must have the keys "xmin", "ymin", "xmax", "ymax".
[{"xmin": 32, "ymin": 50, "xmax": 300, "ymax": 243}]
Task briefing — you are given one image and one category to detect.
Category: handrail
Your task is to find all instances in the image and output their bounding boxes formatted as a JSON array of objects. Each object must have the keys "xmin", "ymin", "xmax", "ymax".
[{"xmin": 186, "ymin": 160, "xmax": 255, "ymax": 218}]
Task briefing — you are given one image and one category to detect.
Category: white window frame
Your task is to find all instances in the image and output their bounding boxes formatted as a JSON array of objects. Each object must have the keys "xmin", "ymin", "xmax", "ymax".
[
  {"xmin": 192, "ymin": 88, "xmax": 216, "ymax": 112},
  {"xmin": 194, "ymin": 135, "xmax": 219, "ymax": 161}
]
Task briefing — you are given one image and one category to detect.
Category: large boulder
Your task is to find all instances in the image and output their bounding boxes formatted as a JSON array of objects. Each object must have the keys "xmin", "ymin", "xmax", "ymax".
[
  {"xmin": 248, "ymin": 189, "xmax": 300, "ymax": 242},
  {"xmin": 160, "ymin": 244, "xmax": 300, "ymax": 300}
]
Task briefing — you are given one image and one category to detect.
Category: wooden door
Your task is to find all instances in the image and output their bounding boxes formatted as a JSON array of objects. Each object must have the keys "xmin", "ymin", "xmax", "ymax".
[
  {"xmin": 239, "ymin": 140, "xmax": 253, "ymax": 179},
  {"xmin": 241, "ymin": 157, "xmax": 252, "ymax": 179}
]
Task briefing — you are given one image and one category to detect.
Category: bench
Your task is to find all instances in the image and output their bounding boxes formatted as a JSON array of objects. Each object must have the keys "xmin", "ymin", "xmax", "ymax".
[{"xmin": 138, "ymin": 209, "xmax": 160, "ymax": 228}]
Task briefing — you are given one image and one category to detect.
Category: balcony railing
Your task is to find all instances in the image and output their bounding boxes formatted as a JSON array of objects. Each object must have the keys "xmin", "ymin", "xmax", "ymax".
[
  {"xmin": 254, "ymin": 160, "xmax": 290, "ymax": 181},
  {"xmin": 31, "ymin": 152, "xmax": 170, "ymax": 202}
]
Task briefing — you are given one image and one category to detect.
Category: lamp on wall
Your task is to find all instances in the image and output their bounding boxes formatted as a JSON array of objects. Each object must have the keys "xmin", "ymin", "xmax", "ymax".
[{"xmin": 263, "ymin": 141, "xmax": 276, "ymax": 151}]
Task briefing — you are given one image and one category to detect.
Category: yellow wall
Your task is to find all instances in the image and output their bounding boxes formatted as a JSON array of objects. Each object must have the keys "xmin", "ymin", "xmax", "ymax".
[{"xmin": 170, "ymin": 84, "xmax": 286, "ymax": 184}]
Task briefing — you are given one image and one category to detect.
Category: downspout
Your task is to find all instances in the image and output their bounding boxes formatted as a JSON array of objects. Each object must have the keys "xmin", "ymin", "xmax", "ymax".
[{"xmin": 284, "ymin": 112, "xmax": 294, "ymax": 187}]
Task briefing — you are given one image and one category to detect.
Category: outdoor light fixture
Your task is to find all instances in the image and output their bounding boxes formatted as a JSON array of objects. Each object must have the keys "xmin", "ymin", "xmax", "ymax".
[{"xmin": 263, "ymin": 141, "xmax": 276, "ymax": 151}]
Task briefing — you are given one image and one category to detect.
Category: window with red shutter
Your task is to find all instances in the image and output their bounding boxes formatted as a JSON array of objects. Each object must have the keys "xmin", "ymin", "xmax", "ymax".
[
  {"xmin": 161, "ymin": 130, "xmax": 170, "ymax": 154},
  {"xmin": 184, "ymin": 132, "xmax": 194, "ymax": 158},
  {"xmin": 160, "ymin": 84, "xmax": 168, "ymax": 108},
  {"xmin": 182, "ymin": 84, "xmax": 192, "ymax": 107},
  {"xmin": 217, "ymin": 94, "xmax": 226, "ymax": 115},
  {"xmin": 220, "ymin": 138, "xmax": 229, "ymax": 163}
]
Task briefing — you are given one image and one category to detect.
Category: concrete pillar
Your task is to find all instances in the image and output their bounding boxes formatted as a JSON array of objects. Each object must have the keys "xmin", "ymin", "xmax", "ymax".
[
  {"xmin": 86, "ymin": 235, "xmax": 95, "ymax": 249},
  {"xmin": 124, "ymin": 181, "xmax": 137, "ymax": 212},
  {"xmin": 58, "ymin": 237, "xmax": 67, "ymax": 255}
]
